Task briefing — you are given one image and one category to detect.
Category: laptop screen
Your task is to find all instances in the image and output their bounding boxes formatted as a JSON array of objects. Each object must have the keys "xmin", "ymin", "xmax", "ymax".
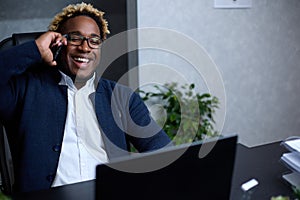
[{"xmin": 96, "ymin": 134, "xmax": 237, "ymax": 200}]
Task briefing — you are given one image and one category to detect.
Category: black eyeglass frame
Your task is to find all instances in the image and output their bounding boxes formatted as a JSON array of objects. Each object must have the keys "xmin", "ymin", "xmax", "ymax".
[{"xmin": 64, "ymin": 32, "xmax": 102, "ymax": 49}]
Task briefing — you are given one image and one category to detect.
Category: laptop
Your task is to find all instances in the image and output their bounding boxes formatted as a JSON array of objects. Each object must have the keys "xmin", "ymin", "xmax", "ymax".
[{"xmin": 96, "ymin": 134, "xmax": 238, "ymax": 200}]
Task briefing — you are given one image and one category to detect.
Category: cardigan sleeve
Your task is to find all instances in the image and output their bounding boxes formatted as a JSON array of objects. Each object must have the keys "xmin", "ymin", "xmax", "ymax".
[
  {"xmin": 0, "ymin": 41, "xmax": 42, "ymax": 121},
  {"xmin": 0, "ymin": 40, "xmax": 42, "ymax": 86},
  {"xmin": 96, "ymin": 79, "xmax": 172, "ymax": 154},
  {"xmin": 128, "ymin": 92, "xmax": 172, "ymax": 152}
]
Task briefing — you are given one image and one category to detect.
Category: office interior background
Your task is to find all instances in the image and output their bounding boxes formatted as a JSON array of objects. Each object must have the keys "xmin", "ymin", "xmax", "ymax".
[{"xmin": 0, "ymin": 0, "xmax": 300, "ymax": 147}]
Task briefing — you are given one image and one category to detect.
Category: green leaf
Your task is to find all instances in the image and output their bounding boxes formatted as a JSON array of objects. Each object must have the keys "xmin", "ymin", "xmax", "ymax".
[
  {"xmin": 0, "ymin": 192, "xmax": 11, "ymax": 200},
  {"xmin": 139, "ymin": 82, "xmax": 220, "ymax": 145}
]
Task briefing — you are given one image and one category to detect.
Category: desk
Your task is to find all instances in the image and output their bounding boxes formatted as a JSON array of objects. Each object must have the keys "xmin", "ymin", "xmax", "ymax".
[
  {"xmin": 13, "ymin": 142, "xmax": 295, "ymax": 200},
  {"xmin": 230, "ymin": 142, "xmax": 295, "ymax": 199}
]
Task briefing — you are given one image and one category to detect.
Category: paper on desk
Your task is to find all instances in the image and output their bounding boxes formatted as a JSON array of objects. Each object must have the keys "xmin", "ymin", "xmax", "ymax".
[
  {"xmin": 282, "ymin": 172, "xmax": 300, "ymax": 188},
  {"xmin": 281, "ymin": 152, "xmax": 300, "ymax": 172},
  {"xmin": 283, "ymin": 138, "xmax": 300, "ymax": 152}
]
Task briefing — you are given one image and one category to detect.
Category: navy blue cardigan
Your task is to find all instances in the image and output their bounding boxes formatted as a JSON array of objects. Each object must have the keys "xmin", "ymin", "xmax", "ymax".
[{"xmin": 0, "ymin": 41, "xmax": 171, "ymax": 193}]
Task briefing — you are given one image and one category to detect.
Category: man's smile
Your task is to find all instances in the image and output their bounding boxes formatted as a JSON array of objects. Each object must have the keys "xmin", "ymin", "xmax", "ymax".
[{"xmin": 73, "ymin": 56, "xmax": 91, "ymax": 63}]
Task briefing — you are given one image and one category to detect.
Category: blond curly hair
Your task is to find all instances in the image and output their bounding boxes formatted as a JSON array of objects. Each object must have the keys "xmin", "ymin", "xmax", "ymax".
[{"xmin": 48, "ymin": 2, "xmax": 110, "ymax": 40}]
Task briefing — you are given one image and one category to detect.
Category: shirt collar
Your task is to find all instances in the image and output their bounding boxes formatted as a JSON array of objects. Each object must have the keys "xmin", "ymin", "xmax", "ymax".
[{"xmin": 58, "ymin": 71, "xmax": 96, "ymax": 91}]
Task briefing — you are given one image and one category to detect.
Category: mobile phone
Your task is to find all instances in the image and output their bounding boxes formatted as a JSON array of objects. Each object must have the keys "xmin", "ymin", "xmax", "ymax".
[{"xmin": 52, "ymin": 45, "xmax": 63, "ymax": 61}]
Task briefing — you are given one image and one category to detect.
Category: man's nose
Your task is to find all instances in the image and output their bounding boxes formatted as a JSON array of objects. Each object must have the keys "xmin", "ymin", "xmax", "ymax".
[{"xmin": 78, "ymin": 39, "xmax": 91, "ymax": 52}]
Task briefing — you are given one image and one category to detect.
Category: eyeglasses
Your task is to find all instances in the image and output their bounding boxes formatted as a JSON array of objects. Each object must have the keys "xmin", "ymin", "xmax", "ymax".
[{"xmin": 65, "ymin": 32, "xmax": 102, "ymax": 49}]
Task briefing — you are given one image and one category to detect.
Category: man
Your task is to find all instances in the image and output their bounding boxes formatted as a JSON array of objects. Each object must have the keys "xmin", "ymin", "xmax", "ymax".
[{"xmin": 0, "ymin": 3, "xmax": 170, "ymax": 193}]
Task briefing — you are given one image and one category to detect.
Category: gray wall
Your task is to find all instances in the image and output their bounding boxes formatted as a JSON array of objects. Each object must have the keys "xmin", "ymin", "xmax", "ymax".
[{"xmin": 137, "ymin": 0, "xmax": 300, "ymax": 147}]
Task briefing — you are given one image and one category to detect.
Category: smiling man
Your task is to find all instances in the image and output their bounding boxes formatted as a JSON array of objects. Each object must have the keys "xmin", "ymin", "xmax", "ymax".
[
  {"xmin": 48, "ymin": 7, "xmax": 105, "ymax": 88},
  {"xmin": 0, "ymin": 2, "xmax": 171, "ymax": 193},
  {"xmin": 59, "ymin": 16, "xmax": 102, "ymax": 87}
]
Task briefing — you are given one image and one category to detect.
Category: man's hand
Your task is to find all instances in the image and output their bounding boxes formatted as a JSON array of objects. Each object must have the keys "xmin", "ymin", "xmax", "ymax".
[{"xmin": 35, "ymin": 32, "xmax": 67, "ymax": 66}]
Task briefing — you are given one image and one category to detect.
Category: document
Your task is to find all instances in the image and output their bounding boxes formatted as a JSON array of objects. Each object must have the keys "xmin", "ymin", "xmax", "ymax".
[
  {"xmin": 282, "ymin": 138, "xmax": 300, "ymax": 152},
  {"xmin": 280, "ymin": 137, "xmax": 300, "ymax": 188},
  {"xmin": 281, "ymin": 152, "xmax": 300, "ymax": 172},
  {"xmin": 282, "ymin": 172, "xmax": 300, "ymax": 188}
]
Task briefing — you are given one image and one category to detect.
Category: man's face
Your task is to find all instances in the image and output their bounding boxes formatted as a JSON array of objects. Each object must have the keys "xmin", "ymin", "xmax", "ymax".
[{"xmin": 60, "ymin": 15, "xmax": 101, "ymax": 80}]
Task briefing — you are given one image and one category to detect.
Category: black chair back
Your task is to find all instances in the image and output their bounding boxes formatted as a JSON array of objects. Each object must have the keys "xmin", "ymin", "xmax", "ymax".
[
  {"xmin": 0, "ymin": 32, "xmax": 44, "ymax": 195},
  {"xmin": 0, "ymin": 123, "xmax": 12, "ymax": 195},
  {"xmin": 0, "ymin": 32, "xmax": 44, "ymax": 51}
]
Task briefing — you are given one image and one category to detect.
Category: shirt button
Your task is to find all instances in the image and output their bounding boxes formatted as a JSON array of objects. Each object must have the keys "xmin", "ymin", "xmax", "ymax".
[{"xmin": 52, "ymin": 144, "xmax": 61, "ymax": 152}]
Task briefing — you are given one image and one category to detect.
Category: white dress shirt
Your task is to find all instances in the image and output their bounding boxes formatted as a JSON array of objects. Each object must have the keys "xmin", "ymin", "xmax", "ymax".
[{"xmin": 52, "ymin": 72, "xmax": 108, "ymax": 187}]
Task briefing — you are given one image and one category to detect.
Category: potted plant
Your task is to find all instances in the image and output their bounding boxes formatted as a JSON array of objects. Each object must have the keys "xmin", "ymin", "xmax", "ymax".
[
  {"xmin": 139, "ymin": 82, "xmax": 219, "ymax": 145},
  {"xmin": 0, "ymin": 192, "xmax": 10, "ymax": 200}
]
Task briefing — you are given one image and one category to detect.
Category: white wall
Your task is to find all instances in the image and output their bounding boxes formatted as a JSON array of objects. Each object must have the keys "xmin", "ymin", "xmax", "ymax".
[{"xmin": 137, "ymin": 0, "xmax": 300, "ymax": 147}]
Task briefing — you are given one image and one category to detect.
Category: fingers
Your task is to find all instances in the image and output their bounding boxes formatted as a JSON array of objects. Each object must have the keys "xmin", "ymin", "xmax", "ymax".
[
  {"xmin": 51, "ymin": 35, "xmax": 67, "ymax": 48},
  {"xmin": 35, "ymin": 32, "xmax": 67, "ymax": 66},
  {"xmin": 49, "ymin": 60, "xmax": 57, "ymax": 66}
]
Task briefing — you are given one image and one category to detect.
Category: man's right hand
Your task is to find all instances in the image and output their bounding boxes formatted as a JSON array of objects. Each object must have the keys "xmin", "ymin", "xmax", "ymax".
[{"xmin": 35, "ymin": 32, "xmax": 67, "ymax": 66}]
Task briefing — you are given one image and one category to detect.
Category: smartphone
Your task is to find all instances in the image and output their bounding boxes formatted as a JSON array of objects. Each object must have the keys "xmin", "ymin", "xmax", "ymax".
[{"xmin": 52, "ymin": 45, "xmax": 63, "ymax": 61}]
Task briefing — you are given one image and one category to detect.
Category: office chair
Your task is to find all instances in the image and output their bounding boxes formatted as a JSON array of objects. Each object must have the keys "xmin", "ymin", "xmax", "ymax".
[
  {"xmin": 0, "ymin": 123, "xmax": 12, "ymax": 195},
  {"xmin": 0, "ymin": 32, "xmax": 44, "ymax": 195},
  {"xmin": 0, "ymin": 32, "xmax": 44, "ymax": 51}
]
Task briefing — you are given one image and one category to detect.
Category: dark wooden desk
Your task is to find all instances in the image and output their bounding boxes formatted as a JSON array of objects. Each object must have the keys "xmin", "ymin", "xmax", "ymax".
[
  {"xmin": 13, "ymin": 142, "xmax": 295, "ymax": 200},
  {"xmin": 230, "ymin": 142, "xmax": 295, "ymax": 199}
]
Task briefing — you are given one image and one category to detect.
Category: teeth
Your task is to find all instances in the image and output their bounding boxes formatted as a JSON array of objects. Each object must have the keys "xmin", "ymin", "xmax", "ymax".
[{"xmin": 74, "ymin": 57, "xmax": 89, "ymax": 63}]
